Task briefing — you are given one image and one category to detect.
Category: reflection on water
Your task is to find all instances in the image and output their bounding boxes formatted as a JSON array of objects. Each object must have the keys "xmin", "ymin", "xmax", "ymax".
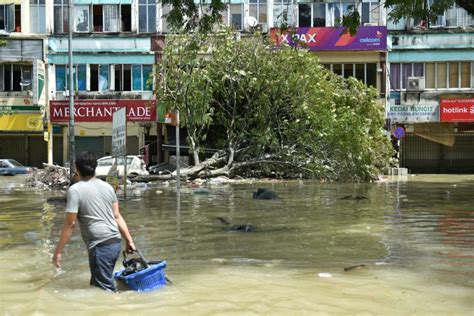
[{"xmin": 0, "ymin": 175, "xmax": 473, "ymax": 314}]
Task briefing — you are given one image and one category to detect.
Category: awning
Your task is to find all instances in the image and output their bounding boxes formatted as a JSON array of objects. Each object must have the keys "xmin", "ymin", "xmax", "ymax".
[{"xmin": 0, "ymin": 113, "xmax": 43, "ymax": 132}]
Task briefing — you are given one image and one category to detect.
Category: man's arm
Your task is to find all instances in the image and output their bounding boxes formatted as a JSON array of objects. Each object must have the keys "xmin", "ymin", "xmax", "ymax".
[
  {"xmin": 112, "ymin": 202, "xmax": 136, "ymax": 253},
  {"xmin": 52, "ymin": 212, "xmax": 77, "ymax": 268}
]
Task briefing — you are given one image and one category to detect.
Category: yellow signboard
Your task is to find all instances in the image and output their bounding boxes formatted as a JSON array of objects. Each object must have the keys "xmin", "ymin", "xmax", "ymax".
[{"xmin": 0, "ymin": 113, "xmax": 43, "ymax": 132}]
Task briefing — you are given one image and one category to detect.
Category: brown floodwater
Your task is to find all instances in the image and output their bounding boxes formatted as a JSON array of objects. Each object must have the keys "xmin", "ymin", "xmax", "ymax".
[{"xmin": 0, "ymin": 175, "xmax": 473, "ymax": 315}]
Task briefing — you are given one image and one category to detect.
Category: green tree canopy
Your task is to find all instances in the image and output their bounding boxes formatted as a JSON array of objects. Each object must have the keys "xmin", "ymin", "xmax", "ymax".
[{"xmin": 157, "ymin": 28, "xmax": 393, "ymax": 181}]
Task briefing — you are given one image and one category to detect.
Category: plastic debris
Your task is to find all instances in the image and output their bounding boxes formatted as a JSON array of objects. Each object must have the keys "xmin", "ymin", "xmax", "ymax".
[{"xmin": 318, "ymin": 272, "xmax": 332, "ymax": 278}]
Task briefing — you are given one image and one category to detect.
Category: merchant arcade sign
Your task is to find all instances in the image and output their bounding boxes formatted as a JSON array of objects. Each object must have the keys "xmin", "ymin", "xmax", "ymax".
[{"xmin": 50, "ymin": 99, "xmax": 156, "ymax": 122}]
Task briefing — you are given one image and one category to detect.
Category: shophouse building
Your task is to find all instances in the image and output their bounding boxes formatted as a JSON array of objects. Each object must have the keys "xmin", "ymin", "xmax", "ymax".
[
  {"xmin": 0, "ymin": 0, "xmax": 48, "ymax": 167},
  {"xmin": 387, "ymin": 4, "xmax": 474, "ymax": 173}
]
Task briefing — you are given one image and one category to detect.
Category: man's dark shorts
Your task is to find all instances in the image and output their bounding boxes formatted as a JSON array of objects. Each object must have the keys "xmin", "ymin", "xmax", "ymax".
[{"xmin": 88, "ymin": 238, "xmax": 121, "ymax": 291}]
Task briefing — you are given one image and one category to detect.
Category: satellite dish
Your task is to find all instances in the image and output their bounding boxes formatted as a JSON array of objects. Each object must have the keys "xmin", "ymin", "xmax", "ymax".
[{"xmin": 247, "ymin": 16, "xmax": 258, "ymax": 28}]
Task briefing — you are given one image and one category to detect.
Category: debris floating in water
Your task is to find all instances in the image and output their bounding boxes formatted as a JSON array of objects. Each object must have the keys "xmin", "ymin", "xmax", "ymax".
[
  {"xmin": 344, "ymin": 264, "xmax": 367, "ymax": 271},
  {"xmin": 318, "ymin": 272, "xmax": 332, "ymax": 278}
]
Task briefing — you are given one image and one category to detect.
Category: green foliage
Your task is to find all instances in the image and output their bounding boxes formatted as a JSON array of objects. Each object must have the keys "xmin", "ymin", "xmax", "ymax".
[
  {"xmin": 157, "ymin": 28, "xmax": 393, "ymax": 181},
  {"xmin": 162, "ymin": 0, "xmax": 227, "ymax": 32}
]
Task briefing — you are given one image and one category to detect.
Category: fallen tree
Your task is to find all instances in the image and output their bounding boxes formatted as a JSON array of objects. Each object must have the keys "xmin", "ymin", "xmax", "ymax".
[{"xmin": 156, "ymin": 28, "xmax": 394, "ymax": 182}]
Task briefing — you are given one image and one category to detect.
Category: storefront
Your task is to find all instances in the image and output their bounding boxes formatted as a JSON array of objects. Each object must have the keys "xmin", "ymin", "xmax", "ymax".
[
  {"xmin": 392, "ymin": 97, "xmax": 474, "ymax": 174},
  {"xmin": 0, "ymin": 100, "xmax": 47, "ymax": 167},
  {"xmin": 387, "ymin": 31, "xmax": 474, "ymax": 173}
]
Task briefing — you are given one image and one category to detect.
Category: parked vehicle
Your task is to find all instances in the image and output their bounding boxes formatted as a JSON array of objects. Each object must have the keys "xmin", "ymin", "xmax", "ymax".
[
  {"xmin": 0, "ymin": 159, "xmax": 35, "ymax": 176},
  {"xmin": 95, "ymin": 156, "xmax": 149, "ymax": 177}
]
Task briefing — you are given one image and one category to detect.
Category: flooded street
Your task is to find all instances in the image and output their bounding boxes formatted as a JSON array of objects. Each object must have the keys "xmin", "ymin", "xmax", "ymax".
[{"xmin": 0, "ymin": 175, "xmax": 473, "ymax": 315}]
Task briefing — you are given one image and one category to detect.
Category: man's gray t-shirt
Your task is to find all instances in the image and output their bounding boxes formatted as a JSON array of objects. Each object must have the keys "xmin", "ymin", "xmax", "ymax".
[{"xmin": 66, "ymin": 178, "xmax": 121, "ymax": 250}]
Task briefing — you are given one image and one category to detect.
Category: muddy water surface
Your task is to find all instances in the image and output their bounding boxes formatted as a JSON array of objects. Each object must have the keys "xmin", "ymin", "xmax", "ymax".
[{"xmin": 0, "ymin": 175, "xmax": 473, "ymax": 315}]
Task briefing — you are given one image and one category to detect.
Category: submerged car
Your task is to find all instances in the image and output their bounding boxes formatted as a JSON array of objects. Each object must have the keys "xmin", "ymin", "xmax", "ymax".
[
  {"xmin": 0, "ymin": 159, "xmax": 34, "ymax": 175},
  {"xmin": 95, "ymin": 156, "xmax": 149, "ymax": 177}
]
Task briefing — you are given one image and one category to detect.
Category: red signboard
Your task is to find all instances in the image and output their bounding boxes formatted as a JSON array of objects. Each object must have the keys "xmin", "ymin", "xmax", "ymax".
[
  {"xmin": 50, "ymin": 99, "xmax": 156, "ymax": 122},
  {"xmin": 440, "ymin": 98, "xmax": 474, "ymax": 122}
]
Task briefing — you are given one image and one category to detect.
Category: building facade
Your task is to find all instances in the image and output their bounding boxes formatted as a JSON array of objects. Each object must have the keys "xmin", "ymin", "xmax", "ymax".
[
  {"xmin": 1, "ymin": 0, "xmax": 473, "ymax": 172},
  {"xmin": 0, "ymin": 0, "xmax": 48, "ymax": 168},
  {"xmin": 386, "ymin": 5, "xmax": 474, "ymax": 173}
]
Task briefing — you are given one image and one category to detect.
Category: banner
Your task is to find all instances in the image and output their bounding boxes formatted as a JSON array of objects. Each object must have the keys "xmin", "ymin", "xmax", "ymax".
[
  {"xmin": 33, "ymin": 60, "xmax": 46, "ymax": 107},
  {"xmin": 270, "ymin": 26, "xmax": 387, "ymax": 51},
  {"xmin": 440, "ymin": 98, "xmax": 474, "ymax": 122},
  {"xmin": 50, "ymin": 99, "xmax": 156, "ymax": 122}
]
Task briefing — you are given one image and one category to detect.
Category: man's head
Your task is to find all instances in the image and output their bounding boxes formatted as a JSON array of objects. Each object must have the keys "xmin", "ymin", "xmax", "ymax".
[{"xmin": 75, "ymin": 151, "xmax": 97, "ymax": 178}]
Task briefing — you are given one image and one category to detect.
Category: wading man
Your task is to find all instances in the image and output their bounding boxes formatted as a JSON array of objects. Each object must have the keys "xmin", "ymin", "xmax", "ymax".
[{"xmin": 52, "ymin": 151, "xmax": 135, "ymax": 291}]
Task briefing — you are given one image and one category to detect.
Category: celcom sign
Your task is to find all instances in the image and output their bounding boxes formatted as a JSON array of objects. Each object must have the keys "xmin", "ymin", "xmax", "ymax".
[{"xmin": 270, "ymin": 26, "xmax": 387, "ymax": 51}]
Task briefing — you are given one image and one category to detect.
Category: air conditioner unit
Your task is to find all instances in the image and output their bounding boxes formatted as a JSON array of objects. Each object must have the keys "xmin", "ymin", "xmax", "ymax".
[
  {"xmin": 407, "ymin": 77, "xmax": 425, "ymax": 91},
  {"xmin": 255, "ymin": 22, "xmax": 268, "ymax": 33},
  {"xmin": 363, "ymin": 22, "xmax": 378, "ymax": 26}
]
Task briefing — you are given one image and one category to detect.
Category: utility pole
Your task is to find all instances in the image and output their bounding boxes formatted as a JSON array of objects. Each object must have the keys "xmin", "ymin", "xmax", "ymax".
[
  {"xmin": 175, "ymin": 110, "xmax": 180, "ymax": 191},
  {"xmin": 68, "ymin": 0, "xmax": 75, "ymax": 178}
]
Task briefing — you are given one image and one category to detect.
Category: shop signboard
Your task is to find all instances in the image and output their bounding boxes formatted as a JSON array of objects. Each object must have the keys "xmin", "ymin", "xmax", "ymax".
[
  {"xmin": 440, "ymin": 98, "xmax": 474, "ymax": 122},
  {"xmin": 112, "ymin": 108, "xmax": 127, "ymax": 157},
  {"xmin": 33, "ymin": 59, "xmax": 46, "ymax": 107},
  {"xmin": 270, "ymin": 26, "xmax": 387, "ymax": 51},
  {"xmin": 387, "ymin": 104, "xmax": 439, "ymax": 123},
  {"xmin": 50, "ymin": 99, "xmax": 156, "ymax": 122}
]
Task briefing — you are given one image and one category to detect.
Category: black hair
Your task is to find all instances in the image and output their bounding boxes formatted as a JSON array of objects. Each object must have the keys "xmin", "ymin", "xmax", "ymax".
[{"xmin": 75, "ymin": 151, "xmax": 97, "ymax": 177}]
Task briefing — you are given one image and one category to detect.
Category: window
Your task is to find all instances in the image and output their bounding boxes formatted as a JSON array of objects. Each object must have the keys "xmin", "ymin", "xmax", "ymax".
[
  {"xmin": 14, "ymin": 5, "xmax": 20, "ymax": 31},
  {"xmin": 390, "ymin": 62, "xmax": 426, "ymax": 90},
  {"xmin": 75, "ymin": 6, "xmax": 90, "ymax": 32},
  {"xmin": 90, "ymin": 64, "xmax": 109, "ymax": 91},
  {"xmin": 389, "ymin": 63, "xmax": 400, "ymax": 90},
  {"xmin": 449, "ymin": 62, "xmax": 459, "ymax": 88},
  {"xmin": 139, "ymin": 0, "xmax": 156, "ymax": 33},
  {"xmin": 132, "ymin": 65, "xmax": 153, "ymax": 91},
  {"xmin": 0, "ymin": 5, "xmax": 15, "ymax": 32},
  {"xmin": 366, "ymin": 63, "xmax": 376, "ymax": 88},
  {"xmin": 103, "ymin": 5, "xmax": 119, "ymax": 32},
  {"xmin": 298, "ymin": 4, "xmax": 311, "ymax": 27},
  {"xmin": 437, "ymin": 63, "xmax": 447, "ymax": 88},
  {"xmin": 115, "ymin": 65, "xmax": 132, "ymax": 91},
  {"xmin": 0, "ymin": 64, "xmax": 32, "ymax": 92},
  {"xmin": 54, "ymin": 0, "xmax": 69, "ymax": 33},
  {"xmin": 343, "ymin": 64, "xmax": 354, "ymax": 79},
  {"xmin": 274, "ymin": 0, "xmax": 293, "ymax": 27},
  {"xmin": 121, "ymin": 5, "xmax": 131, "ymax": 32},
  {"xmin": 328, "ymin": 63, "xmax": 377, "ymax": 89},
  {"xmin": 73, "ymin": 4, "xmax": 129, "ymax": 33},
  {"xmin": 427, "ymin": 1, "xmax": 473, "ymax": 28},
  {"xmin": 425, "ymin": 63, "xmax": 435, "ymax": 89},
  {"xmin": 392, "ymin": 62, "xmax": 472, "ymax": 90},
  {"xmin": 55, "ymin": 65, "xmax": 86, "ymax": 92},
  {"xmin": 93, "ymin": 5, "xmax": 103, "ymax": 32},
  {"xmin": 230, "ymin": 4, "xmax": 244, "ymax": 30},
  {"xmin": 461, "ymin": 62, "xmax": 470, "ymax": 88},
  {"xmin": 249, "ymin": 0, "xmax": 267, "ymax": 24},
  {"xmin": 401, "ymin": 64, "xmax": 411, "ymax": 89},
  {"xmin": 313, "ymin": 3, "xmax": 325, "ymax": 27},
  {"xmin": 30, "ymin": 0, "xmax": 46, "ymax": 33}
]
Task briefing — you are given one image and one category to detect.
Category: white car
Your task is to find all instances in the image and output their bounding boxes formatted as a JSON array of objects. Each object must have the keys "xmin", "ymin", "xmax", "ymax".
[{"xmin": 96, "ymin": 156, "xmax": 149, "ymax": 177}]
